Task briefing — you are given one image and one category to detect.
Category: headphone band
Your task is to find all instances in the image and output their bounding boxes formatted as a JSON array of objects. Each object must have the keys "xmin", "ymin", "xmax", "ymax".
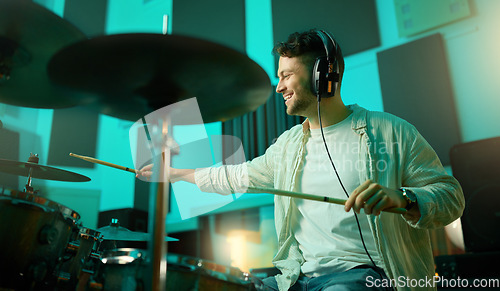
[
  {"xmin": 311, "ymin": 29, "xmax": 340, "ymax": 100},
  {"xmin": 315, "ymin": 30, "xmax": 336, "ymax": 61}
]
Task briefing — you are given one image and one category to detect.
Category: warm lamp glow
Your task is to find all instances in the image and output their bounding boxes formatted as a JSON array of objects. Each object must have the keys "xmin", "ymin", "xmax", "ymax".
[{"xmin": 227, "ymin": 230, "xmax": 249, "ymax": 272}]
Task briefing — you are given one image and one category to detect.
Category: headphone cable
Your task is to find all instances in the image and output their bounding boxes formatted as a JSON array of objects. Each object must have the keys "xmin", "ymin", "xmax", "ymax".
[{"xmin": 316, "ymin": 99, "xmax": 378, "ymax": 270}]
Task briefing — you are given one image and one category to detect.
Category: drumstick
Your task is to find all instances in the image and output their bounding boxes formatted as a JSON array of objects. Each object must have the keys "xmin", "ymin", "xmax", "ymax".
[
  {"xmin": 246, "ymin": 186, "xmax": 406, "ymax": 214},
  {"xmin": 69, "ymin": 153, "xmax": 138, "ymax": 174}
]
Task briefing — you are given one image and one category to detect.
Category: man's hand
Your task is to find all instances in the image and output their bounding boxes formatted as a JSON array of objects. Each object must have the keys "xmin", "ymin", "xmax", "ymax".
[
  {"xmin": 136, "ymin": 164, "xmax": 195, "ymax": 184},
  {"xmin": 136, "ymin": 164, "xmax": 154, "ymax": 180},
  {"xmin": 344, "ymin": 179, "xmax": 407, "ymax": 216}
]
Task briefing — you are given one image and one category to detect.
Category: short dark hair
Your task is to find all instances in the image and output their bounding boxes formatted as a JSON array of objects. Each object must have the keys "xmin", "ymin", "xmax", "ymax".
[{"xmin": 273, "ymin": 29, "xmax": 345, "ymax": 80}]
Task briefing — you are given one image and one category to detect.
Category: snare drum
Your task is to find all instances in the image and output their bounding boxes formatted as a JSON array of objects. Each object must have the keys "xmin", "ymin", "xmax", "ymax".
[
  {"xmin": 167, "ymin": 253, "xmax": 263, "ymax": 291},
  {"xmin": 93, "ymin": 248, "xmax": 148, "ymax": 291},
  {"xmin": 0, "ymin": 190, "xmax": 80, "ymax": 290}
]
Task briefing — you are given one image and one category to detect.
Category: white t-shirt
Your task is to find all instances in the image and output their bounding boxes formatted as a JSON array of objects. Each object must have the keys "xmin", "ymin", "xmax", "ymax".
[{"xmin": 292, "ymin": 113, "xmax": 381, "ymax": 277}]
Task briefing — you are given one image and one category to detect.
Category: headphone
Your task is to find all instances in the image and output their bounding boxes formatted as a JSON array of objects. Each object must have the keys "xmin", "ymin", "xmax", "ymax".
[
  {"xmin": 311, "ymin": 30, "xmax": 340, "ymax": 101},
  {"xmin": 313, "ymin": 30, "xmax": 380, "ymax": 274}
]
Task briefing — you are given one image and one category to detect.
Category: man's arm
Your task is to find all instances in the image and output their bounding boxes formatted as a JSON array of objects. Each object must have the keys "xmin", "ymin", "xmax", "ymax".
[{"xmin": 136, "ymin": 164, "xmax": 196, "ymax": 184}]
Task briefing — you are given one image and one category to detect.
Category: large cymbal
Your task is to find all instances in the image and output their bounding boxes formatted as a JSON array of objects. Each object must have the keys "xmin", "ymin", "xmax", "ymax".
[
  {"xmin": 47, "ymin": 33, "xmax": 272, "ymax": 123},
  {"xmin": 0, "ymin": 158, "xmax": 90, "ymax": 182},
  {"xmin": 0, "ymin": 0, "xmax": 86, "ymax": 108}
]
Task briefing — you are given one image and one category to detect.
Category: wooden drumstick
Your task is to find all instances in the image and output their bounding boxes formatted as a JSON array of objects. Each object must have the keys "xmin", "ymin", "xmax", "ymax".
[
  {"xmin": 69, "ymin": 153, "xmax": 138, "ymax": 174},
  {"xmin": 246, "ymin": 186, "xmax": 407, "ymax": 214}
]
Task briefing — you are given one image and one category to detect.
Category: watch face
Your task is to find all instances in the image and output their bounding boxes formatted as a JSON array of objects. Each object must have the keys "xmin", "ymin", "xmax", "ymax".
[{"xmin": 401, "ymin": 188, "xmax": 416, "ymax": 210}]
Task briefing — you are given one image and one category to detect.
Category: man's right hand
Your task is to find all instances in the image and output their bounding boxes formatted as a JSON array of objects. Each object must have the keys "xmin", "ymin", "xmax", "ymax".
[{"xmin": 136, "ymin": 164, "xmax": 196, "ymax": 184}]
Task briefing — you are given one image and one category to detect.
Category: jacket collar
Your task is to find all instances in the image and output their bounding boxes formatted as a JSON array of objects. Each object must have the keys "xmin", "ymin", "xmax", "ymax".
[{"xmin": 301, "ymin": 104, "xmax": 367, "ymax": 134}]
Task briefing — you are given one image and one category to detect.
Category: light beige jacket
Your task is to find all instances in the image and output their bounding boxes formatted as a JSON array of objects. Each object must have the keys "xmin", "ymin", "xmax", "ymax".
[{"xmin": 195, "ymin": 104, "xmax": 465, "ymax": 290}]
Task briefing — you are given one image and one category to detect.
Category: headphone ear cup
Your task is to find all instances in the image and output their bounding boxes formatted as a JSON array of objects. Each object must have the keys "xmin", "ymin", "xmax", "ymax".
[{"xmin": 311, "ymin": 56, "xmax": 328, "ymax": 99}]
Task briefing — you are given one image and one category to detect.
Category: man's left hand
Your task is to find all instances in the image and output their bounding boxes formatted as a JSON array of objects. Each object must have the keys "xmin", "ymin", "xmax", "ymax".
[{"xmin": 344, "ymin": 179, "xmax": 406, "ymax": 216}]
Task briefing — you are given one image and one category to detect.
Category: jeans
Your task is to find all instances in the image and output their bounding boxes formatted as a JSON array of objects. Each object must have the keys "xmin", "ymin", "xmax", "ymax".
[{"xmin": 261, "ymin": 265, "xmax": 392, "ymax": 291}]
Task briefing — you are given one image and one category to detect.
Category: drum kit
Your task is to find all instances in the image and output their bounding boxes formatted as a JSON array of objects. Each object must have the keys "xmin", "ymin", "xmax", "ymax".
[{"xmin": 0, "ymin": 0, "xmax": 271, "ymax": 290}]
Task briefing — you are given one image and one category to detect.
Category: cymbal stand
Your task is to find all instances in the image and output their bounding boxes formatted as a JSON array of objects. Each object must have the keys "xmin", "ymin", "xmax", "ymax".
[
  {"xmin": 146, "ymin": 116, "xmax": 175, "ymax": 291},
  {"xmin": 24, "ymin": 153, "xmax": 39, "ymax": 194}
]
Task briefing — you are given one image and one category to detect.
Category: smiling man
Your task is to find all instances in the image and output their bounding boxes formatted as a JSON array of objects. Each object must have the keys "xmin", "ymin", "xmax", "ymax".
[{"xmin": 140, "ymin": 29, "xmax": 465, "ymax": 291}]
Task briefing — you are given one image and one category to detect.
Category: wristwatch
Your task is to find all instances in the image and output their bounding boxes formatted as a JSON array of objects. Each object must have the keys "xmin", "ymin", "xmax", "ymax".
[{"xmin": 400, "ymin": 188, "xmax": 417, "ymax": 210}]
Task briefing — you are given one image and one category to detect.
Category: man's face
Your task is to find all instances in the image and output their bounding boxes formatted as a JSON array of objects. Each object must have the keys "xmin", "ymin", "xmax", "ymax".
[{"xmin": 276, "ymin": 56, "xmax": 317, "ymax": 117}]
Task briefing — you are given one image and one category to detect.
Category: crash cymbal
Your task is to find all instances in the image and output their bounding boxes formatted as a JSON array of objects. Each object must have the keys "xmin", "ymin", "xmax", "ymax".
[
  {"xmin": 0, "ymin": 0, "xmax": 86, "ymax": 108},
  {"xmin": 47, "ymin": 33, "xmax": 272, "ymax": 123},
  {"xmin": 0, "ymin": 158, "xmax": 90, "ymax": 182},
  {"xmin": 98, "ymin": 224, "xmax": 178, "ymax": 242}
]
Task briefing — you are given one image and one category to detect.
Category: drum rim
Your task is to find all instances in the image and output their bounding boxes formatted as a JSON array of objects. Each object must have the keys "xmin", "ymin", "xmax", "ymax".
[
  {"xmin": 101, "ymin": 248, "xmax": 145, "ymax": 264},
  {"xmin": 166, "ymin": 253, "xmax": 254, "ymax": 285},
  {"xmin": 1, "ymin": 190, "xmax": 81, "ymax": 221}
]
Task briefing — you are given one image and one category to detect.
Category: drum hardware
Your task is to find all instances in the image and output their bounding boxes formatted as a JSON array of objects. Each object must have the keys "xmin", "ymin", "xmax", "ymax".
[
  {"xmin": 0, "ymin": 155, "xmax": 91, "ymax": 183},
  {"xmin": 91, "ymin": 248, "xmax": 147, "ymax": 291},
  {"xmin": 25, "ymin": 153, "xmax": 39, "ymax": 193},
  {"xmin": 0, "ymin": 36, "xmax": 30, "ymax": 82},
  {"xmin": 0, "ymin": 190, "xmax": 82, "ymax": 290},
  {"xmin": 56, "ymin": 227, "xmax": 104, "ymax": 290},
  {"xmin": 0, "ymin": 0, "xmax": 87, "ymax": 108},
  {"xmin": 0, "ymin": 151, "xmax": 89, "ymax": 290},
  {"xmin": 1, "ymin": 5, "xmax": 271, "ymax": 287},
  {"xmin": 166, "ymin": 253, "xmax": 264, "ymax": 290},
  {"xmin": 47, "ymin": 33, "xmax": 272, "ymax": 123},
  {"xmin": 97, "ymin": 218, "xmax": 178, "ymax": 242}
]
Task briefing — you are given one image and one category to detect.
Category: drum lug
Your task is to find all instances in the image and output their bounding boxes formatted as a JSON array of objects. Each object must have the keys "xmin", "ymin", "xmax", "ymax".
[
  {"xmin": 88, "ymin": 281, "xmax": 104, "ymax": 290},
  {"xmin": 57, "ymin": 271, "xmax": 71, "ymax": 283},
  {"xmin": 65, "ymin": 241, "xmax": 80, "ymax": 254}
]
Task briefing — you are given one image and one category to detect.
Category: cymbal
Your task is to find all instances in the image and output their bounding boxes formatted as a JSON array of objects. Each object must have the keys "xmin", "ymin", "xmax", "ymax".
[
  {"xmin": 97, "ymin": 224, "xmax": 178, "ymax": 242},
  {"xmin": 0, "ymin": 158, "xmax": 90, "ymax": 182},
  {"xmin": 0, "ymin": 0, "xmax": 86, "ymax": 108},
  {"xmin": 47, "ymin": 33, "xmax": 272, "ymax": 123}
]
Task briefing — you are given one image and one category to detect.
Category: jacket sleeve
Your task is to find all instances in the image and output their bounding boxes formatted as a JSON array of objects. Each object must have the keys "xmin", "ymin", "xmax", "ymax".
[
  {"xmin": 194, "ymin": 131, "xmax": 288, "ymax": 194},
  {"xmin": 401, "ymin": 124, "xmax": 465, "ymax": 229}
]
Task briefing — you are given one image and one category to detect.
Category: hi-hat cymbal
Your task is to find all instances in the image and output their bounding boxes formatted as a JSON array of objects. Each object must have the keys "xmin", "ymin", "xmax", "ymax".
[
  {"xmin": 0, "ymin": 158, "xmax": 90, "ymax": 182},
  {"xmin": 97, "ymin": 224, "xmax": 178, "ymax": 242},
  {"xmin": 0, "ymin": 0, "xmax": 86, "ymax": 108},
  {"xmin": 47, "ymin": 33, "xmax": 272, "ymax": 123}
]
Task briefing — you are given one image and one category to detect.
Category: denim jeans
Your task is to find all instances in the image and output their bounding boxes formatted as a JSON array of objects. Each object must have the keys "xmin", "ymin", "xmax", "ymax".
[{"xmin": 261, "ymin": 265, "xmax": 392, "ymax": 291}]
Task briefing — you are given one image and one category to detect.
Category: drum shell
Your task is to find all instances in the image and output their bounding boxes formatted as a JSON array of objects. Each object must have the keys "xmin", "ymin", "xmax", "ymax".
[
  {"xmin": 0, "ymin": 191, "xmax": 80, "ymax": 289},
  {"xmin": 57, "ymin": 227, "xmax": 103, "ymax": 289}
]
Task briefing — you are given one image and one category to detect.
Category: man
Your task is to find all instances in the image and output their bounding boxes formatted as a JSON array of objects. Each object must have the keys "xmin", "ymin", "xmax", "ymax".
[{"xmin": 140, "ymin": 29, "xmax": 464, "ymax": 290}]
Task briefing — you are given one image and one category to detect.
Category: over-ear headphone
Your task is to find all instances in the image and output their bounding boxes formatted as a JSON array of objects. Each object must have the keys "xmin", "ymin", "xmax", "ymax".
[{"xmin": 311, "ymin": 30, "xmax": 340, "ymax": 101}]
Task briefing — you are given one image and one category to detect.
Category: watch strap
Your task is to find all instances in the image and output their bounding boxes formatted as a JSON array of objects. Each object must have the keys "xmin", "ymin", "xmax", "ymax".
[{"xmin": 400, "ymin": 188, "xmax": 417, "ymax": 210}]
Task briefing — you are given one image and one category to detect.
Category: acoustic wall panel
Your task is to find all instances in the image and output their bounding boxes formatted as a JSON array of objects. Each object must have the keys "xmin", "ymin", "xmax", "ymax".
[
  {"xmin": 172, "ymin": 0, "xmax": 246, "ymax": 53},
  {"xmin": 272, "ymin": 0, "xmax": 380, "ymax": 57},
  {"xmin": 0, "ymin": 128, "xmax": 20, "ymax": 189},
  {"xmin": 47, "ymin": 0, "xmax": 104, "ymax": 168},
  {"xmin": 222, "ymin": 87, "xmax": 303, "ymax": 161},
  {"xmin": 64, "ymin": 0, "xmax": 107, "ymax": 37},
  {"xmin": 394, "ymin": 0, "xmax": 471, "ymax": 37},
  {"xmin": 450, "ymin": 137, "xmax": 500, "ymax": 252},
  {"xmin": 48, "ymin": 107, "xmax": 99, "ymax": 168},
  {"xmin": 377, "ymin": 33, "xmax": 461, "ymax": 165}
]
